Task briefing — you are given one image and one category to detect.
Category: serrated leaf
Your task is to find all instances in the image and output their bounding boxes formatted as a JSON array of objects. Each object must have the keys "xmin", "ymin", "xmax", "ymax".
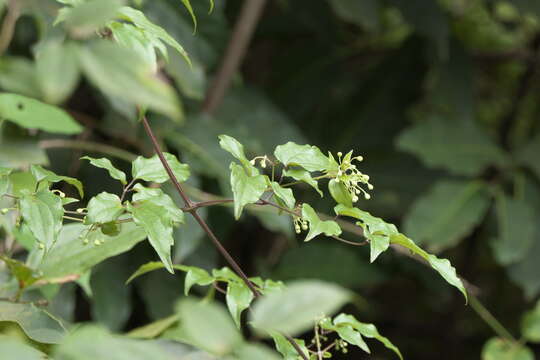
[
  {"xmin": 491, "ymin": 194, "xmax": 536, "ymax": 265},
  {"xmin": 77, "ymin": 41, "xmax": 183, "ymax": 122},
  {"xmin": 481, "ymin": 337, "xmax": 534, "ymax": 360},
  {"xmin": 269, "ymin": 332, "xmax": 309, "ymax": 360},
  {"xmin": 127, "ymin": 201, "xmax": 174, "ymax": 273},
  {"xmin": 0, "ymin": 301, "xmax": 66, "ymax": 343},
  {"xmin": 397, "ymin": 117, "xmax": 506, "ymax": 176},
  {"xmin": 333, "ymin": 313, "xmax": 403, "ymax": 359},
  {"xmin": 30, "ymin": 165, "xmax": 84, "ymax": 198},
  {"xmin": 404, "ymin": 180, "xmax": 491, "ymax": 252},
  {"xmin": 230, "ymin": 162, "xmax": 267, "ymax": 219},
  {"xmin": 175, "ymin": 298, "xmax": 243, "ymax": 356},
  {"xmin": 132, "ymin": 184, "xmax": 184, "ymax": 224},
  {"xmin": 81, "ymin": 156, "xmax": 127, "ymax": 184},
  {"xmin": 301, "ymin": 203, "xmax": 341, "ymax": 242},
  {"xmin": 283, "ymin": 168, "xmax": 322, "ymax": 196},
  {"xmin": 522, "ymin": 300, "xmax": 540, "ymax": 343},
  {"xmin": 270, "ymin": 181, "xmax": 295, "ymax": 209},
  {"xmin": 250, "ymin": 280, "xmax": 351, "ymax": 336},
  {"xmin": 117, "ymin": 6, "xmax": 191, "ymax": 66},
  {"xmin": 20, "ymin": 189, "xmax": 64, "ymax": 251},
  {"xmin": 132, "ymin": 153, "xmax": 190, "ymax": 183},
  {"xmin": 274, "ymin": 142, "xmax": 329, "ymax": 172},
  {"xmin": 226, "ymin": 281, "xmax": 254, "ymax": 329},
  {"xmin": 39, "ymin": 223, "xmax": 146, "ymax": 279},
  {"xmin": 35, "ymin": 40, "xmax": 79, "ymax": 104},
  {"xmin": 328, "ymin": 178, "xmax": 353, "ymax": 207},
  {"xmin": 0, "ymin": 93, "xmax": 82, "ymax": 134},
  {"xmin": 218, "ymin": 134, "xmax": 258, "ymax": 175},
  {"xmin": 86, "ymin": 192, "xmax": 124, "ymax": 224}
]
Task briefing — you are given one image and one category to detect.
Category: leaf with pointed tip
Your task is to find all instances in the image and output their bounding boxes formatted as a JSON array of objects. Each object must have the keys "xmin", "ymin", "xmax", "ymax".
[
  {"xmin": 230, "ymin": 163, "xmax": 267, "ymax": 219},
  {"xmin": 30, "ymin": 165, "xmax": 84, "ymax": 198},
  {"xmin": 302, "ymin": 203, "xmax": 341, "ymax": 242},
  {"xmin": 321, "ymin": 318, "xmax": 370, "ymax": 353},
  {"xmin": 126, "ymin": 261, "xmax": 165, "ymax": 284},
  {"xmin": 274, "ymin": 142, "xmax": 329, "ymax": 172},
  {"xmin": 81, "ymin": 156, "xmax": 127, "ymax": 185},
  {"xmin": 127, "ymin": 201, "xmax": 174, "ymax": 273},
  {"xmin": 132, "ymin": 184, "xmax": 184, "ymax": 224},
  {"xmin": 481, "ymin": 337, "xmax": 534, "ymax": 360},
  {"xmin": 218, "ymin": 134, "xmax": 258, "ymax": 175},
  {"xmin": 269, "ymin": 332, "xmax": 309, "ymax": 360},
  {"xmin": 226, "ymin": 281, "xmax": 254, "ymax": 329},
  {"xmin": 328, "ymin": 178, "xmax": 353, "ymax": 207},
  {"xmin": 86, "ymin": 192, "xmax": 124, "ymax": 225},
  {"xmin": 283, "ymin": 168, "xmax": 322, "ymax": 196},
  {"xmin": 182, "ymin": 266, "xmax": 214, "ymax": 295},
  {"xmin": 20, "ymin": 189, "xmax": 64, "ymax": 251},
  {"xmin": 132, "ymin": 153, "xmax": 190, "ymax": 184},
  {"xmin": 270, "ymin": 182, "xmax": 295, "ymax": 209},
  {"xmin": 0, "ymin": 93, "xmax": 82, "ymax": 134}
]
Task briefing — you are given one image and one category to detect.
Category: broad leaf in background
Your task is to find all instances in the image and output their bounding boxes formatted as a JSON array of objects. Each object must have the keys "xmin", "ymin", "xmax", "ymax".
[
  {"xmin": 0, "ymin": 301, "xmax": 66, "ymax": 343},
  {"xmin": 59, "ymin": 0, "xmax": 124, "ymax": 37},
  {"xmin": 229, "ymin": 163, "xmax": 267, "ymax": 219},
  {"xmin": 0, "ymin": 142, "xmax": 48, "ymax": 167},
  {"xmin": 274, "ymin": 142, "xmax": 329, "ymax": 172},
  {"xmin": 302, "ymin": 203, "xmax": 341, "ymax": 241},
  {"xmin": 0, "ymin": 57, "xmax": 41, "ymax": 98},
  {"xmin": 0, "ymin": 337, "xmax": 47, "ymax": 360},
  {"xmin": 81, "ymin": 156, "xmax": 127, "ymax": 184},
  {"xmin": 491, "ymin": 194, "xmax": 536, "ymax": 266},
  {"xmin": 404, "ymin": 180, "xmax": 491, "ymax": 252},
  {"xmin": 35, "ymin": 40, "xmax": 79, "ymax": 104},
  {"xmin": 19, "ymin": 189, "xmax": 64, "ymax": 251},
  {"xmin": 86, "ymin": 192, "xmax": 124, "ymax": 225},
  {"xmin": 127, "ymin": 201, "xmax": 175, "ymax": 273},
  {"xmin": 521, "ymin": 299, "xmax": 540, "ymax": 343},
  {"xmin": 234, "ymin": 343, "xmax": 282, "ymax": 360},
  {"xmin": 175, "ymin": 298, "xmax": 243, "ymax": 356},
  {"xmin": 77, "ymin": 41, "xmax": 183, "ymax": 122},
  {"xmin": 39, "ymin": 223, "xmax": 146, "ymax": 279},
  {"xmin": 250, "ymin": 280, "xmax": 351, "ymax": 336},
  {"xmin": 397, "ymin": 117, "xmax": 505, "ymax": 176},
  {"xmin": 0, "ymin": 93, "xmax": 82, "ymax": 134},
  {"xmin": 481, "ymin": 338, "xmax": 534, "ymax": 360},
  {"xmin": 132, "ymin": 153, "xmax": 190, "ymax": 183},
  {"xmin": 328, "ymin": 0, "xmax": 380, "ymax": 31},
  {"xmin": 516, "ymin": 133, "xmax": 540, "ymax": 181}
]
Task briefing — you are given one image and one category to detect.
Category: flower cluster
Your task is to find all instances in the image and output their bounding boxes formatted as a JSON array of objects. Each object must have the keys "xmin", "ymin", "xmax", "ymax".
[{"xmin": 331, "ymin": 151, "xmax": 374, "ymax": 202}]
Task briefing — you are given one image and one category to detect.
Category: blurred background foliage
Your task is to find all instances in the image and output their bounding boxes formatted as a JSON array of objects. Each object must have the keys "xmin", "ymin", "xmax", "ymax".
[{"xmin": 1, "ymin": 0, "xmax": 540, "ymax": 359}]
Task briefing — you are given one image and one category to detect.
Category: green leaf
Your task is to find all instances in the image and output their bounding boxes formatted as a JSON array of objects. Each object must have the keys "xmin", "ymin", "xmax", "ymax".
[
  {"xmin": 0, "ymin": 166, "xmax": 12, "ymax": 196},
  {"xmin": 127, "ymin": 201, "xmax": 174, "ymax": 273},
  {"xmin": 269, "ymin": 332, "xmax": 309, "ymax": 360},
  {"xmin": 0, "ymin": 301, "xmax": 66, "ymax": 343},
  {"xmin": 86, "ymin": 192, "xmax": 124, "ymax": 224},
  {"xmin": 397, "ymin": 117, "xmax": 506, "ymax": 176},
  {"xmin": 230, "ymin": 162, "xmax": 267, "ymax": 219},
  {"xmin": 301, "ymin": 203, "xmax": 341, "ymax": 242},
  {"xmin": 182, "ymin": 266, "xmax": 214, "ymax": 295},
  {"xmin": 77, "ymin": 41, "xmax": 183, "ymax": 122},
  {"xmin": 132, "ymin": 153, "xmax": 190, "ymax": 183},
  {"xmin": 234, "ymin": 343, "xmax": 282, "ymax": 360},
  {"xmin": 20, "ymin": 189, "xmax": 64, "ymax": 251},
  {"xmin": 328, "ymin": 0, "xmax": 380, "ymax": 31},
  {"xmin": 328, "ymin": 178, "xmax": 353, "ymax": 207},
  {"xmin": 53, "ymin": 325, "xmax": 178, "ymax": 360},
  {"xmin": 250, "ymin": 280, "xmax": 351, "ymax": 336},
  {"xmin": 30, "ymin": 165, "xmax": 84, "ymax": 198},
  {"xmin": 125, "ymin": 261, "xmax": 165, "ymax": 284},
  {"xmin": 0, "ymin": 57, "xmax": 40, "ymax": 98},
  {"xmin": 0, "ymin": 93, "xmax": 82, "ymax": 134},
  {"xmin": 283, "ymin": 168, "xmax": 322, "ymax": 196},
  {"xmin": 403, "ymin": 180, "xmax": 491, "ymax": 252},
  {"xmin": 226, "ymin": 281, "xmax": 254, "ymax": 329},
  {"xmin": 333, "ymin": 313, "xmax": 403, "ymax": 359},
  {"xmin": 274, "ymin": 142, "xmax": 329, "ymax": 172},
  {"xmin": 127, "ymin": 314, "xmax": 179, "ymax": 339},
  {"xmin": 517, "ymin": 133, "xmax": 540, "ymax": 180},
  {"xmin": 270, "ymin": 181, "xmax": 295, "ymax": 209},
  {"xmin": 35, "ymin": 40, "xmax": 79, "ymax": 104},
  {"xmin": 117, "ymin": 6, "xmax": 191, "ymax": 66},
  {"xmin": 0, "ymin": 255, "xmax": 40, "ymax": 289},
  {"xmin": 481, "ymin": 337, "xmax": 534, "ymax": 360},
  {"xmin": 179, "ymin": 0, "xmax": 197, "ymax": 31},
  {"xmin": 110, "ymin": 23, "xmax": 160, "ymax": 72},
  {"xmin": 39, "ymin": 223, "xmax": 146, "ymax": 279},
  {"xmin": 218, "ymin": 134, "xmax": 258, "ymax": 175},
  {"xmin": 320, "ymin": 318, "xmax": 370, "ymax": 353},
  {"xmin": 62, "ymin": 0, "xmax": 123, "ymax": 37},
  {"xmin": 392, "ymin": 233, "xmax": 468, "ymax": 302},
  {"xmin": 0, "ymin": 141, "xmax": 48, "ymax": 168},
  {"xmin": 132, "ymin": 184, "xmax": 184, "ymax": 224},
  {"xmin": 0, "ymin": 337, "xmax": 47, "ymax": 360},
  {"xmin": 175, "ymin": 298, "xmax": 243, "ymax": 356},
  {"xmin": 521, "ymin": 299, "xmax": 540, "ymax": 343},
  {"xmin": 491, "ymin": 194, "xmax": 536, "ymax": 265},
  {"xmin": 81, "ymin": 156, "xmax": 127, "ymax": 184}
]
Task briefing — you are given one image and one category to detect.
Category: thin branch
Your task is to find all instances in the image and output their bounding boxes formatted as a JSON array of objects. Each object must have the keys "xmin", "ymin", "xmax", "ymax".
[
  {"xmin": 202, "ymin": 0, "xmax": 267, "ymax": 114},
  {"xmin": 0, "ymin": 0, "xmax": 21, "ymax": 56},
  {"xmin": 469, "ymin": 294, "xmax": 517, "ymax": 343},
  {"xmin": 331, "ymin": 235, "xmax": 368, "ymax": 246}
]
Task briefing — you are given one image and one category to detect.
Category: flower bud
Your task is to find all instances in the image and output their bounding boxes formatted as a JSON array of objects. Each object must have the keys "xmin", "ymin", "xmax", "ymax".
[{"xmin": 364, "ymin": 193, "xmax": 371, "ymax": 200}]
